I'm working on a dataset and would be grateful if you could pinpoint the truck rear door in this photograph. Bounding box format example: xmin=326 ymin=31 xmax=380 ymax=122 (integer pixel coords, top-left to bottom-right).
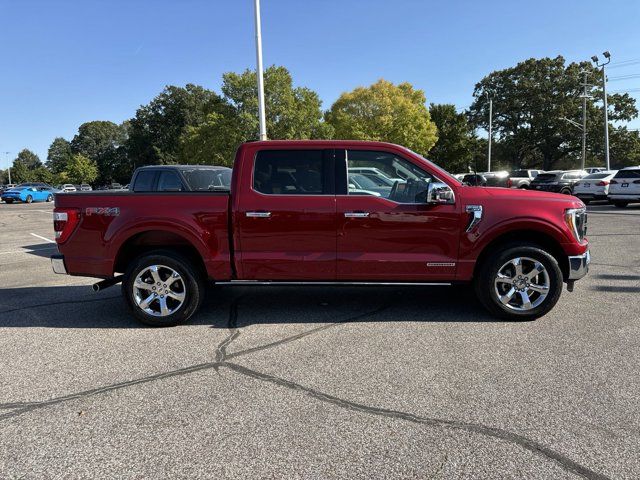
xmin=234 ymin=147 xmax=337 ymax=280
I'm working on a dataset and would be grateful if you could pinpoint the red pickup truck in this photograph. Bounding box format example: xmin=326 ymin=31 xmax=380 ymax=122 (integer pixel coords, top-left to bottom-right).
xmin=51 ymin=140 xmax=590 ymax=326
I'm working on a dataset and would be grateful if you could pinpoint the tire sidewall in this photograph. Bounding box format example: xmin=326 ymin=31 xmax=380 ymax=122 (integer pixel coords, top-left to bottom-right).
xmin=123 ymin=250 xmax=204 ymax=327
xmin=475 ymin=244 xmax=563 ymax=320
xmin=26 ymin=195 xmax=33 ymax=203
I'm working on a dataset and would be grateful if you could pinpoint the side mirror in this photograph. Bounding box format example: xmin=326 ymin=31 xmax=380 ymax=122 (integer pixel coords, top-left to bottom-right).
xmin=426 ymin=182 xmax=455 ymax=205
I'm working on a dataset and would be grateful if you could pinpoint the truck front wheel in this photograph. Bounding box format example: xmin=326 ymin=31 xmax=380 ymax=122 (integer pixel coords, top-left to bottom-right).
xmin=123 ymin=250 xmax=205 ymax=327
xmin=474 ymin=244 xmax=563 ymax=321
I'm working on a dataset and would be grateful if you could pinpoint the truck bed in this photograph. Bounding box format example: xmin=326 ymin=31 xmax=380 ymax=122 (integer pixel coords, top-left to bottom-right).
xmin=54 ymin=192 xmax=232 ymax=280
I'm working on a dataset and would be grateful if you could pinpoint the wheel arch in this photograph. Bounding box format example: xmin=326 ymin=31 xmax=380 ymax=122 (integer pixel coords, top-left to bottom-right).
xmin=114 ymin=230 xmax=208 ymax=280
xmin=473 ymin=229 xmax=569 ymax=281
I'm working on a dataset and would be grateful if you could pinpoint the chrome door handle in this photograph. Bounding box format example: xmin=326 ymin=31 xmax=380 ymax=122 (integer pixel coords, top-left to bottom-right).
xmin=246 ymin=211 xmax=271 ymax=218
xmin=344 ymin=212 xmax=370 ymax=218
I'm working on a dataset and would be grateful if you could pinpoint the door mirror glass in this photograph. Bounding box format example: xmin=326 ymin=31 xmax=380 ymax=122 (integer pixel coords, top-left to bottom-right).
xmin=426 ymin=182 xmax=455 ymax=205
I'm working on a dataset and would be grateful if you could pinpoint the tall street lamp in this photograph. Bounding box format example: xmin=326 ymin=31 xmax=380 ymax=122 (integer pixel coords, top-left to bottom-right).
xmin=592 ymin=51 xmax=611 ymax=170
xmin=254 ymin=0 xmax=267 ymax=141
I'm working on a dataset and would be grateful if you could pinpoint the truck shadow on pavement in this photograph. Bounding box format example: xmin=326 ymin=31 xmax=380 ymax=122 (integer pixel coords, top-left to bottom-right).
xmin=0 ymin=284 xmax=502 ymax=329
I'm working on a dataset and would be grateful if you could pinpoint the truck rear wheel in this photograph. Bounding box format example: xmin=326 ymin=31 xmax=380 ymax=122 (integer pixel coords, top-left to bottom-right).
xmin=474 ymin=244 xmax=563 ymax=321
xmin=122 ymin=250 xmax=205 ymax=327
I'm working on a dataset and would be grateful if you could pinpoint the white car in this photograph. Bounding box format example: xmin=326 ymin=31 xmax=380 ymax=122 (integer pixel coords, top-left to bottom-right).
xmin=585 ymin=167 xmax=607 ymax=174
xmin=347 ymin=167 xmax=404 ymax=183
xmin=572 ymin=171 xmax=617 ymax=204
xmin=61 ymin=184 xmax=77 ymax=192
xmin=608 ymin=166 xmax=640 ymax=208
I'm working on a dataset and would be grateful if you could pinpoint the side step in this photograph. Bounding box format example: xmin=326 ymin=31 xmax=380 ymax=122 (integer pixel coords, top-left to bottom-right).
xmin=215 ymin=281 xmax=452 ymax=286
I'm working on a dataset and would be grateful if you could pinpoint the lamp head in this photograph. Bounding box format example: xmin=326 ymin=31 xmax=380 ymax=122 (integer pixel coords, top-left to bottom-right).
xmin=591 ymin=55 xmax=599 ymax=63
xmin=603 ymin=51 xmax=611 ymax=59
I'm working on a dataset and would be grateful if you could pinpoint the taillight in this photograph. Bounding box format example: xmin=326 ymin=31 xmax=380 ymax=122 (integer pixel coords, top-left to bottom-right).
xmin=53 ymin=208 xmax=80 ymax=244
xmin=596 ymin=181 xmax=609 ymax=186
xmin=610 ymin=180 xmax=618 ymax=184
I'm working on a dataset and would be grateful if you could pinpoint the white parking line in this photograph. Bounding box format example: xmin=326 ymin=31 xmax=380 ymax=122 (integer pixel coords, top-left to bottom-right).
xmin=0 ymin=246 xmax=58 ymax=256
xmin=30 ymin=233 xmax=55 ymax=243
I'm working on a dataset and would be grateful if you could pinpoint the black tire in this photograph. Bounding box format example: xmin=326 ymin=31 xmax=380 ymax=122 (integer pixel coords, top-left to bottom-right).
xmin=5 ymin=199 xmax=13 ymax=204
xmin=46 ymin=194 xmax=53 ymax=202
xmin=613 ymin=201 xmax=628 ymax=208
xmin=474 ymin=243 xmax=563 ymax=321
xmin=560 ymin=188 xmax=572 ymax=195
xmin=122 ymin=250 xmax=205 ymax=327
xmin=26 ymin=195 xmax=33 ymax=203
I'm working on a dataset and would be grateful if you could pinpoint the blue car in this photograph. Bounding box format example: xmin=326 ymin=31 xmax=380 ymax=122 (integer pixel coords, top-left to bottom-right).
xmin=1 ymin=186 xmax=57 ymax=204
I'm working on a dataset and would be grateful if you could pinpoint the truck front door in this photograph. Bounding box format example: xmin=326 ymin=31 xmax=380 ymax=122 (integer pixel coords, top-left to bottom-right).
xmin=336 ymin=149 xmax=461 ymax=281
xmin=235 ymin=148 xmax=337 ymax=280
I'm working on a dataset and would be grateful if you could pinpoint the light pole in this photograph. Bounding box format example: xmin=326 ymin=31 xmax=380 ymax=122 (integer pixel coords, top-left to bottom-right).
xmin=487 ymin=96 xmax=493 ymax=172
xmin=2 ymin=151 xmax=11 ymax=185
xmin=592 ymin=51 xmax=611 ymax=170
xmin=254 ymin=0 xmax=267 ymax=141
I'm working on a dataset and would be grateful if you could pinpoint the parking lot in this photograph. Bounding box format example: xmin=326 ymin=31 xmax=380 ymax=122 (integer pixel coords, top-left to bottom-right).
xmin=0 ymin=201 xmax=639 ymax=479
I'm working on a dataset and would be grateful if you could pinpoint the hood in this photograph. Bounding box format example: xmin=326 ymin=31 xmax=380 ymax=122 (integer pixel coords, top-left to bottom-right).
xmin=463 ymin=186 xmax=585 ymax=208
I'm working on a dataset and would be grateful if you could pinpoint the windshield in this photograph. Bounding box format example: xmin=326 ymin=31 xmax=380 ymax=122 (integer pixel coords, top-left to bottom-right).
xmin=613 ymin=169 xmax=640 ymax=179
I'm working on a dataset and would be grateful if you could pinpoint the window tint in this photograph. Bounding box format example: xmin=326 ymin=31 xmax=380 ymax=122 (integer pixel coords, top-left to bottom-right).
xmin=157 ymin=171 xmax=184 ymax=191
xmin=254 ymin=150 xmax=325 ymax=195
xmin=133 ymin=171 xmax=156 ymax=192
xmin=346 ymin=150 xmax=435 ymax=203
xmin=613 ymin=169 xmax=640 ymax=179
xmin=511 ymin=170 xmax=529 ymax=178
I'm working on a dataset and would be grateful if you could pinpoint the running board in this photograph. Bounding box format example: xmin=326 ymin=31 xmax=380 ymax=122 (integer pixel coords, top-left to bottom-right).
xmin=216 ymin=281 xmax=452 ymax=286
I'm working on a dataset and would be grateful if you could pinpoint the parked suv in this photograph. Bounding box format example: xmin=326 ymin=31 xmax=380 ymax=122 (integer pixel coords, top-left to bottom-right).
xmin=530 ymin=170 xmax=588 ymax=195
xmin=509 ymin=169 xmax=543 ymax=189
xmin=608 ymin=166 xmax=640 ymax=207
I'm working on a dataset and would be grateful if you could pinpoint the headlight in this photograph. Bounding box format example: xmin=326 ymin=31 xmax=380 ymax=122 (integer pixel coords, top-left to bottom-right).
xmin=564 ymin=207 xmax=587 ymax=242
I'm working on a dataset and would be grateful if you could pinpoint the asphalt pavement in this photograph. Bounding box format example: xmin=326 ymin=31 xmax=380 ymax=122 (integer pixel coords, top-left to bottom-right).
xmin=1 ymin=200 xmax=639 ymax=479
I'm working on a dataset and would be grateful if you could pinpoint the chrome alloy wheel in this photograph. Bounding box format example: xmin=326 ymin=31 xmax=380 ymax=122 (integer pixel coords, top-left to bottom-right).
xmin=494 ymin=257 xmax=550 ymax=311
xmin=132 ymin=265 xmax=186 ymax=317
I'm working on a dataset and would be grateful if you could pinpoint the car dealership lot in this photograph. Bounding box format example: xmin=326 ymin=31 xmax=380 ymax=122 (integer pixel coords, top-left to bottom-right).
xmin=1 ymin=202 xmax=639 ymax=479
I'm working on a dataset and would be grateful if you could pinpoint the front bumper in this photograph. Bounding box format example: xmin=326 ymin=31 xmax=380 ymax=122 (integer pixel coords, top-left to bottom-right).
xmin=568 ymin=250 xmax=590 ymax=280
xmin=51 ymin=254 xmax=67 ymax=274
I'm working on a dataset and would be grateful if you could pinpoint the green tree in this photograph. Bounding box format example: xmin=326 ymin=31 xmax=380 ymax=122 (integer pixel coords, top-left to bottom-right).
xmin=428 ymin=103 xmax=476 ymax=173
xmin=127 ymin=84 xmax=225 ymax=168
xmin=326 ymin=79 xmax=438 ymax=155
xmin=47 ymin=137 xmax=73 ymax=174
xmin=70 ymin=121 xmax=127 ymax=184
xmin=65 ymin=153 xmax=98 ymax=184
xmin=10 ymin=160 xmax=30 ymax=183
xmin=14 ymin=149 xmax=42 ymax=170
xmin=179 ymin=66 xmax=331 ymax=166
xmin=468 ymin=56 xmax=638 ymax=170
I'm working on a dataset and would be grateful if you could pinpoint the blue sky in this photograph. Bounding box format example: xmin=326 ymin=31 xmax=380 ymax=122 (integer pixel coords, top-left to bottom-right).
xmin=1 ymin=0 xmax=639 ymax=166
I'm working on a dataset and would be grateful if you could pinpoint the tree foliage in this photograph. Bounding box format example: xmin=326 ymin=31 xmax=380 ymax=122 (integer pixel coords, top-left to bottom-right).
xmin=468 ymin=56 xmax=638 ymax=170
xmin=127 ymin=84 xmax=225 ymax=168
xmin=179 ymin=66 xmax=332 ymax=166
xmin=65 ymin=153 xmax=98 ymax=184
xmin=326 ymin=79 xmax=438 ymax=155
xmin=70 ymin=121 xmax=127 ymax=184
xmin=47 ymin=137 xmax=73 ymax=174
xmin=428 ymin=103 xmax=476 ymax=173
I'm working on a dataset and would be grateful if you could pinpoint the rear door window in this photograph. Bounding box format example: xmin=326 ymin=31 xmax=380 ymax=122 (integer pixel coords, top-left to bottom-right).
xmin=133 ymin=171 xmax=156 ymax=192
xmin=535 ymin=173 xmax=558 ymax=182
xmin=253 ymin=150 xmax=327 ymax=195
